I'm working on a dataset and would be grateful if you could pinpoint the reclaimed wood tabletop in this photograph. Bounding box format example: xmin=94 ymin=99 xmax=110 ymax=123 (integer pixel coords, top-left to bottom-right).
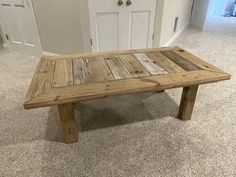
xmin=23 ymin=46 xmax=230 ymax=143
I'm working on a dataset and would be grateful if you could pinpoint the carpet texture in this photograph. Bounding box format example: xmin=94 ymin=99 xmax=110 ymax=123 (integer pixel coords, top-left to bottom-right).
xmin=0 ymin=18 xmax=236 ymax=176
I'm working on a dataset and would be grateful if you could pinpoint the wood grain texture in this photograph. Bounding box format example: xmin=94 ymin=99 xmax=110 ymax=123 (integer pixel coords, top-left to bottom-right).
xmin=88 ymin=57 xmax=114 ymax=82
xmin=161 ymin=50 xmax=201 ymax=71
xmin=105 ymin=56 xmax=133 ymax=79
xmin=52 ymin=60 xmax=73 ymax=88
xmin=24 ymin=70 xmax=230 ymax=109
xmin=24 ymin=46 xmax=231 ymax=109
xmin=25 ymin=58 xmax=53 ymax=101
xmin=173 ymin=46 xmax=226 ymax=73
xmin=73 ymin=58 xmax=92 ymax=84
xmin=118 ymin=55 xmax=150 ymax=78
xmin=147 ymin=52 xmax=185 ymax=73
xmin=58 ymin=104 xmax=78 ymax=143
xmin=178 ymin=85 xmax=199 ymax=121
xmin=134 ymin=53 xmax=167 ymax=75
xmin=73 ymin=57 xmax=114 ymax=84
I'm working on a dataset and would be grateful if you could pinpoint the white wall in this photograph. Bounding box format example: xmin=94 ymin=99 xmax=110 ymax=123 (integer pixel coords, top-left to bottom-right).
xmin=32 ymin=0 xmax=193 ymax=54
xmin=191 ymin=0 xmax=211 ymax=30
xmin=154 ymin=0 xmax=193 ymax=47
xmin=0 ymin=11 xmax=6 ymax=45
xmin=32 ymin=0 xmax=84 ymax=55
xmin=0 ymin=23 xmax=4 ymax=45
xmin=79 ymin=0 xmax=92 ymax=53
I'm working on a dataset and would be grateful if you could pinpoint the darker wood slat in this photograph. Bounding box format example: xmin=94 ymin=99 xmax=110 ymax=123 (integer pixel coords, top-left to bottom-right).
xmin=105 ymin=56 xmax=133 ymax=79
xmin=173 ymin=47 xmax=224 ymax=72
xmin=73 ymin=57 xmax=114 ymax=84
xmin=147 ymin=52 xmax=185 ymax=73
xmin=119 ymin=55 xmax=150 ymax=78
xmin=160 ymin=50 xmax=201 ymax=71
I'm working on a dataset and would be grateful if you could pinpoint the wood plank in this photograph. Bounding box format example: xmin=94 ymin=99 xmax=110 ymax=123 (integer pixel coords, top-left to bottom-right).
xmin=73 ymin=58 xmax=92 ymax=84
xmin=178 ymin=85 xmax=199 ymax=121
xmin=134 ymin=53 xmax=168 ymax=75
xmin=119 ymin=55 xmax=150 ymax=78
xmin=160 ymin=50 xmax=201 ymax=71
xmin=25 ymin=58 xmax=52 ymax=101
xmin=87 ymin=57 xmax=114 ymax=82
xmin=58 ymin=104 xmax=78 ymax=143
xmin=52 ymin=60 xmax=73 ymax=88
xmin=44 ymin=60 xmax=56 ymax=90
xmin=146 ymin=52 xmax=185 ymax=74
xmin=173 ymin=46 xmax=225 ymax=73
xmin=24 ymin=70 xmax=230 ymax=109
xmin=73 ymin=57 xmax=114 ymax=84
xmin=105 ymin=56 xmax=132 ymax=79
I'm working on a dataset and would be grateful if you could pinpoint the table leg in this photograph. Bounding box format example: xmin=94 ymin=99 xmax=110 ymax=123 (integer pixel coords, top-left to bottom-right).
xmin=178 ymin=85 xmax=199 ymax=121
xmin=58 ymin=104 xmax=78 ymax=143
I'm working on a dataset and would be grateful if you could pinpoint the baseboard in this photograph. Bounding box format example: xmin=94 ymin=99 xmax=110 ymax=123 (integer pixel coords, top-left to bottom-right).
xmin=2 ymin=43 xmax=9 ymax=50
xmin=42 ymin=51 xmax=60 ymax=57
xmin=164 ymin=24 xmax=189 ymax=47
xmin=3 ymin=43 xmax=8 ymax=47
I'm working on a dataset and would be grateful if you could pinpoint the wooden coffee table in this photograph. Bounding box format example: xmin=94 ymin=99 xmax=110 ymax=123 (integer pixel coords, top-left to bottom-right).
xmin=24 ymin=46 xmax=230 ymax=143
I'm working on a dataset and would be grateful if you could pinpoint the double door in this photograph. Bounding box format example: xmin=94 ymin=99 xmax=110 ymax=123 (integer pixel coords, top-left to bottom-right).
xmin=0 ymin=0 xmax=42 ymax=56
xmin=89 ymin=0 xmax=157 ymax=52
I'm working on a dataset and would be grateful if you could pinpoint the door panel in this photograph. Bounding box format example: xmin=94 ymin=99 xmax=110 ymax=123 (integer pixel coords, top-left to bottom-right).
xmin=96 ymin=12 xmax=119 ymax=51
xmin=0 ymin=0 xmax=42 ymax=56
xmin=89 ymin=0 xmax=156 ymax=52
xmin=89 ymin=0 xmax=125 ymax=52
xmin=126 ymin=0 xmax=156 ymax=49
xmin=1 ymin=2 xmax=23 ymax=43
xmin=129 ymin=11 xmax=151 ymax=49
xmin=14 ymin=0 xmax=35 ymax=46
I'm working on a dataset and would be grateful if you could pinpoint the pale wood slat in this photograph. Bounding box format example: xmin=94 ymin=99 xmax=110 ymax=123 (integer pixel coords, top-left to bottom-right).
xmin=118 ymin=55 xmax=150 ymax=78
xmin=25 ymin=59 xmax=53 ymax=101
xmin=134 ymin=53 xmax=167 ymax=75
xmin=44 ymin=60 xmax=56 ymax=90
xmin=52 ymin=60 xmax=73 ymax=88
xmin=147 ymin=52 xmax=185 ymax=73
xmin=73 ymin=57 xmax=114 ymax=84
xmin=160 ymin=50 xmax=201 ymax=71
xmin=105 ymin=56 xmax=132 ymax=79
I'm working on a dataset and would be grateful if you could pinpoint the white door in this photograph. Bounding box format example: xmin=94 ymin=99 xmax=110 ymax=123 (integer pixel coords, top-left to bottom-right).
xmin=89 ymin=0 xmax=156 ymax=52
xmin=0 ymin=0 xmax=42 ymax=56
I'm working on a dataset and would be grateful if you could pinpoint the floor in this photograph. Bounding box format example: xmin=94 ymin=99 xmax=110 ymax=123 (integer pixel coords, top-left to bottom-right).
xmin=0 ymin=17 xmax=236 ymax=177
xmin=205 ymin=15 xmax=236 ymax=33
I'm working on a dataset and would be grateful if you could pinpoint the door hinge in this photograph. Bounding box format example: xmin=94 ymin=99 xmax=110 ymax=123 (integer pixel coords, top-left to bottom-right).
xmin=5 ymin=34 xmax=9 ymax=40
xmin=90 ymin=38 xmax=93 ymax=46
xmin=152 ymin=33 xmax=155 ymax=40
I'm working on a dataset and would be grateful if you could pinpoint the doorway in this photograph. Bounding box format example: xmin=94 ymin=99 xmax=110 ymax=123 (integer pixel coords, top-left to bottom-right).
xmin=204 ymin=0 xmax=236 ymax=32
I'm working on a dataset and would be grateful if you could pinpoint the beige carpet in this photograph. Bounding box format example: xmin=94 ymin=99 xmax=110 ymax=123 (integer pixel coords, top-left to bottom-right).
xmin=0 ymin=19 xmax=236 ymax=176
